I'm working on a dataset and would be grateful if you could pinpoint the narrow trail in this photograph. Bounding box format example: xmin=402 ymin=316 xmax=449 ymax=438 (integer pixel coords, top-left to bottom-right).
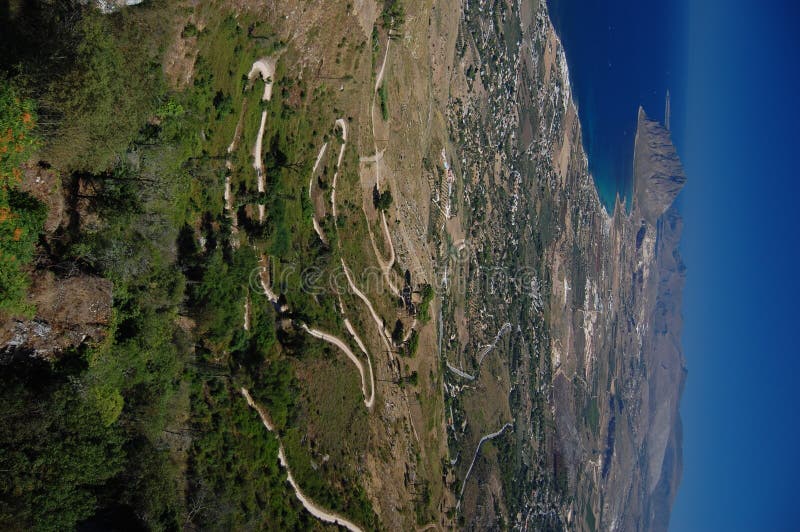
xmin=223 ymin=172 xmax=238 ymax=239
xmin=241 ymin=389 xmax=365 ymax=532
xmin=364 ymin=217 xmax=401 ymax=297
xmin=476 ymin=322 xmax=512 ymax=365
xmin=402 ymin=318 xmax=418 ymax=342
xmin=224 ymin=98 xmax=249 ymax=241
xmin=380 ymin=213 xmax=396 ymax=267
xmin=312 ymin=217 xmax=327 ymax=245
xmin=308 ymin=142 xmax=329 ymax=198
xmin=374 ymin=37 xmax=391 ymax=94
xmin=457 ymin=423 xmax=514 ymax=508
xmin=228 ymin=104 xmax=248 ymax=154
xmin=343 ymin=318 xmax=376 ymax=405
xmin=249 ymin=57 xmax=276 ymax=223
xmin=248 ymin=58 xmax=277 ymax=101
xmin=301 ymin=324 xmax=375 ymax=409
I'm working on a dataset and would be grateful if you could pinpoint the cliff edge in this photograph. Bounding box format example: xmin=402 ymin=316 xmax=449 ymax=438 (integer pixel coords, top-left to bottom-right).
xmin=634 ymin=107 xmax=687 ymax=225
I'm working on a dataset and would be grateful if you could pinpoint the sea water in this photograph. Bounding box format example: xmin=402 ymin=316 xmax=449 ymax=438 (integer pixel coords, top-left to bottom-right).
xmin=548 ymin=0 xmax=686 ymax=212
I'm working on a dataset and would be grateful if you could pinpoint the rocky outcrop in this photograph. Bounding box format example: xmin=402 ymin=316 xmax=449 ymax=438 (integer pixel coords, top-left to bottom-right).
xmin=0 ymin=271 xmax=112 ymax=359
xmin=634 ymin=107 xmax=687 ymax=225
xmin=93 ymin=0 xmax=144 ymax=14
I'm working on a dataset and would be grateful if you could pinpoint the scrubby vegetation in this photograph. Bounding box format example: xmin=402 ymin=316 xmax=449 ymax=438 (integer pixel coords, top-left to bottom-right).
xmin=418 ymin=283 xmax=435 ymax=323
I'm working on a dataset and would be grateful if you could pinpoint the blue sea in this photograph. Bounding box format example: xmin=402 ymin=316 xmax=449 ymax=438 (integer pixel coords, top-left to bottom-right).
xmin=547 ymin=0 xmax=687 ymax=212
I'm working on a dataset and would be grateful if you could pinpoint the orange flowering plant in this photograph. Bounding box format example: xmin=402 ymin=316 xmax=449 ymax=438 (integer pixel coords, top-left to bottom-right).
xmin=0 ymin=81 xmax=46 ymax=316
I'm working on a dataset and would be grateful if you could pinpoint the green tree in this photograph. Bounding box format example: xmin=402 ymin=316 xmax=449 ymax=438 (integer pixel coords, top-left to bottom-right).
xmin=0 ymin=362 xmax=126 ymax=531
xmin=381 ymin=0 xmax=406 ymax=32
xmin=392 ymin=318 xmax=405 ymax=343
xmin=44 ymin=12 xmax=165 ymax=172
xmin=374 ymin=186 xmax=393 ymax=211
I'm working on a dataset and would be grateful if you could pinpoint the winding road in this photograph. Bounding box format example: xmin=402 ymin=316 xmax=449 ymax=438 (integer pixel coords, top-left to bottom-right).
xmin=237 ymin=36 xmax=421 ymax=526
xmin=340 ymin=259 xmax=394 ymax=358
xmin=445 ymin=361 xmax=475 ymax=381
xmin=250 ymin=57 xmax=276 ymax=223
xmin=227 ymin=57 xmax=376 ymax=531
xmin=457 ymin=422 xmax=514 ymax=508
xmin=358 ymin=36 xmax=401 ymax=297
xmin=241 ymin=389 xmax=365 ymax=532
xmin=301 ymin=323 xmax=375 ymax=409
xmin=476 ymin=322 xmax=512 ymax=365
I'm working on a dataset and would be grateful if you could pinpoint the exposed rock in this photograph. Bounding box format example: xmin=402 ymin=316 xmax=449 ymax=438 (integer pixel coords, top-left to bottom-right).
xmin=94 ymin=0 xmax=144 ymax=14
xmin=0 ymin=271 xmax=113 ymax=359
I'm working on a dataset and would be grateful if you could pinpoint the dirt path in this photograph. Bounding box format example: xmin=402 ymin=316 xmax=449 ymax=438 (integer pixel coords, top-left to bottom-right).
xmin=241 ymin=389 xmax=365 ymax=532
xmin=380 ymin=213 xmax=396 ymax=267
xmin=301 ymin=324 xmax=375 ymax=409
xmin=223 ymin=171 xmax=237 ymax=238
xmin=224 ymin=57 xmax=276 ymax=235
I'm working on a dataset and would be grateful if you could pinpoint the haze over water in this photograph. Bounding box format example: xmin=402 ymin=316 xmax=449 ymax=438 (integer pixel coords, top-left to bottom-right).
xmin=548 ymin=0 xmax=686 ymax=212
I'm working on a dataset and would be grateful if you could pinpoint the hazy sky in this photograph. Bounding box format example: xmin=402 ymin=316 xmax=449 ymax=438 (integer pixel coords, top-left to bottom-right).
xmin=671 ymin=0 xmax=800 ymax=529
